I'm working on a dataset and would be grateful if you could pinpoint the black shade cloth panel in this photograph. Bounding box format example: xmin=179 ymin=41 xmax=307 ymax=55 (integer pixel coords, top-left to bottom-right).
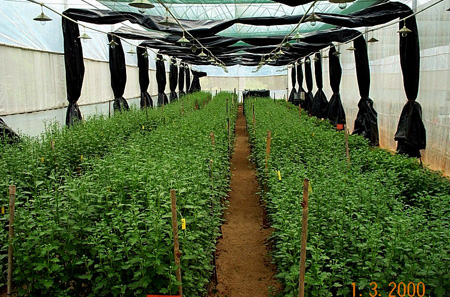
xmin=169 ymin=57 xmax=178 ymax=102
xmin=326 ymin=46 xmax=346 ymax=126
xmin=62 ymin=16 xmax=84 ymax=126
xmin=296 ymin=63 xmax=306 ymax=107
xmin=186 ymin=67 xmax=191 ymax=94
xmin=156 ymin=54 xmax=169 ymax=106
xmin=137 ymin=46 xmax=153 ymax=108
xmin=303 ymin=57 xmax=314 ymax=112
xmin=352 ymin=35 xmax=379 ymax=146
xmin=0 ymin=118 xmax=20 ymax=144
xmin=63 ymin=2 xmax=412 ymax=38
xmin=288 ymin=65 xmax=298 ymax=104
xmin=189 ymin=70 xmax=207 ymax=93
xmin=178 ymin=63 xmax=185 ymax=96
xmin=395 ymin=15 xmax=425 ymax=158
xmin=394 ymin=101 xmax=426 ymax=158
xmin=108 ymin=35 xmax=129 ymax=111
xmin=311 ymin=53 xmax=328 ymax=119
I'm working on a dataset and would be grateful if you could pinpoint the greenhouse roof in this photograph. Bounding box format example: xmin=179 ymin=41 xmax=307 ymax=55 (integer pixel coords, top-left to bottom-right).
xmin=98 ymin=0 xmax=381 ymax=38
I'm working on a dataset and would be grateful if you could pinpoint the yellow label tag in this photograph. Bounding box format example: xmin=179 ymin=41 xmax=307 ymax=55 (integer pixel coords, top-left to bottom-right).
xmin=142 ymin=125 xmax=145 ymax=130
xmin=80 ymin=155 xmax=84 ymax=162
xmin=277 ymin=170 xmax=282 ymax=180
xmin=308 ymin=183 xmax=312 ymax=193
xmin=312 ymin=132 xmax=315 ymax=137
xmin=181 ymin=218 xmax=186 ymax=230
xmin=40 ymin=157 xmax=45 ymax=163
xmin=1 ymin=206 xmax=4 ymax=215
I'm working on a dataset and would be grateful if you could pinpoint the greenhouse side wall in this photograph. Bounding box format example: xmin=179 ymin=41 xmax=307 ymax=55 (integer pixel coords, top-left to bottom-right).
xmin=0 ymin=44 xmax=170 ymax=136
xmin=288 ymin=0 xmax=449 ymax=175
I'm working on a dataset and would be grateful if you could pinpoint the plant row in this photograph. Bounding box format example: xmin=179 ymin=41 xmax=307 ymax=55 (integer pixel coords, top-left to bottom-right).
xmin=244 ymin=98 xmax=449 ymax=297
xmin=2 ymin=92 xmax=237 ymax=296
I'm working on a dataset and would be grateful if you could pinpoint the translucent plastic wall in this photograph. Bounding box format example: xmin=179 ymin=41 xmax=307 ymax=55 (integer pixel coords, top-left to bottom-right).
xmin=288 ymin=0 xmax=450 ymax=175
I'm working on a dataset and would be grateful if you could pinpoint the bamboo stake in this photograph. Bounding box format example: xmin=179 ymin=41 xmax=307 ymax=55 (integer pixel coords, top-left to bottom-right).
xmin=273 ymin=93 xmax=276 ymax=103
xmin=227 ymin=117 xmax=231 ymax=155
xmin=298 ymin=105 xmax=302 ymax=118
xmin=344 ymin=124 xmax=351 ymax=166
xmin=7 ymin=185 xmax=16 ymax=296
xmin=265 ymin=130 xmax=272 ymax=169
xmin=170 ymin=189 xmax=182 ymax=296
xmin=298 ymin=179 xmax=309 ymax=297
xmin=210 ymin=132 xmax=215 ymax=147
xmin=252 ymin=103 xmax=256 ymax=127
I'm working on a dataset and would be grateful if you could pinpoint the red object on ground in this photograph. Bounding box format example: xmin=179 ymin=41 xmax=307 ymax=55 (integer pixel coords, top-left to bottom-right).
xmin=336 ymin=124 xmax=344 ymax=130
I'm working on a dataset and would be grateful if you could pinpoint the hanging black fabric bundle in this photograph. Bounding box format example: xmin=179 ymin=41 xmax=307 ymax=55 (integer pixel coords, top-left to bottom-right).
xmin=137 ymin=46 xmax=153 ymax=109
xmin=156 ymin=54 xmax=169 ymax=106
xmin=296 ymin=63 xmax=305 ymax=107
xmin=394 ymin=15 xmax=425 ymax=158
xmin=62 ymin=16 xmax=84 ymax=126
xmin=327 ymin=46 xmax=346 ymax=126
xmin=0 ymin=118 xmax=20 ymax=144
xmin=288 ymin=65 xmax=298 ymax=104
xmin=178 ymin=63 xmax=185 ymax=96
xmin=303 ymin=57 xmax=314 ymax=112
xmin=190 ymin=70 xmax=207 ymax=93
xmin=352 ymin=35 xmax=379 ymax=146
xmin=169 ymin=57 xmax=178 ymax=102
xmin=311 ymin=53 xmax=328 ymax=118
xmin=186 ymin=66 xmax=191 ymax=93
xmin=108 ymin=35 xmax=129 ymax=111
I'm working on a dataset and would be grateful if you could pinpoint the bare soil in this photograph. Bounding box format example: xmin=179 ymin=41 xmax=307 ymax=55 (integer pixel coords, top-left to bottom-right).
xmin=208 ymin=105 xmax=281 ymax=297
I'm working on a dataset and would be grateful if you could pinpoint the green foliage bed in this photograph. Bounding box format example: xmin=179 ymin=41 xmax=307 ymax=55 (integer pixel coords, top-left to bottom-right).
xmin=0 ymin=92 xmax=237 ymax=296
xmin=245 ymin=98 xmax=449 ymax=297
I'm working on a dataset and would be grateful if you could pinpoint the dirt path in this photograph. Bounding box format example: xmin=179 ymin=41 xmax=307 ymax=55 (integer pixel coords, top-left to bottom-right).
xmin=208 ymin=105 xmax=280 ymax=297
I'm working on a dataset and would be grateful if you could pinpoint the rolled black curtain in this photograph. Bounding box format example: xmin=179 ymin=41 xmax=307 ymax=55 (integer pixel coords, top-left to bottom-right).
xmin=62 ymin=16 xmax=84 ymax=126
xmin=108 ymin=35 xmax=129 ymax=111
xmin=394 ymin=15 xmax=425 ymax=157
xmin=190 ymin=70 xmax=207 ymax=92
xmin=296 ymin=63 xmax=305 ymax=107
xmin=352 ymin=35 xmax=379 ymax=146
xmin=311 ymin=53 xmax=328 ymax=118
xmin=156 ymin=53 xmax=169 ymax=106
xmin=304 ymin=57 xmax=314 ymax=112
xmin=169 ymin=57 xmax=178 ymax=102
xmin=178 ymin=63 xmax=185 ymax=96
xmin=327 ymin=46 xmax=346 ymax=126
xmin=288 ymin=65 xmax=297 ymax=103
xmin=137 ymin=46 xmax=153 ymax=109
xmin=186 ymin=66 xmax=191 ymax=93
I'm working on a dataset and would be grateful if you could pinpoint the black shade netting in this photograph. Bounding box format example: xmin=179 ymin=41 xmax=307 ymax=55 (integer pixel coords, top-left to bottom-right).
xmin=169 ymin=57 xmax=178 ymax=102
xmin=0 ymin=118 xmax=20 ymax=144
xmin=311 ymin=53 xmax=328 ymax=118
xmin=62 ymin=16 xmax=84 ymax=125
xmin=156 ymin=53 xmax=169 ymax=106
xmin=296 ymin=63 xmax=306 ymax=107
xmin=186 ymin=67 xmax=191 ymax=93
xmin=137 ymin=46 xmax=153 ymax=108
xmin=108 ymin=35 xmax=129 ymax=111
xmin=288 ymin=65 xmax=298 ymax=103
xmin=303 ymin=57 xmax=314 ymax=112
xmin=178 ymin=63 xmax=185 ymax=96
xmin=327 ymin=46 xmax=346 ymax=126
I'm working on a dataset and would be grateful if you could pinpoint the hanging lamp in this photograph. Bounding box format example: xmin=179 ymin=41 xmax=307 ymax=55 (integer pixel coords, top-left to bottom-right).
xmin=305 ymin=13 xmax=322 ymax=26
xmin=177 ymin=33 xmax=190 ymax=47
xmin=128 ymin=0 xmax=154 ymax=13
xmin=33 ymin=4 xmax=52 ymax=25
xmin=198 ymin=49 xmax=207 ymax=59
xmin=313 ymin=55 xmax=319 ymax=62
xmin=367 ymin=37 xmax=379 ymax=43
xmin=78 ymin=27 xmax=91 ymax=43
xmin=398 ymin=21 xmax=412 ymax=37
xmin=291 ymin=31 xmax=305 ymax=42
xmin=346 ymin=45 xmax=356 ymax=51
xmin=108 ymin=39 xmax=118 ymax=49
xmin=127 ymin=48 xmax=136 ymax=55
xmin=190 ymin=44 xmax=199 ymax=53
xmin=142 ymin=50 xmax=149 ymax=58
xmin=276 ymin=49 xmax=285 ymax=56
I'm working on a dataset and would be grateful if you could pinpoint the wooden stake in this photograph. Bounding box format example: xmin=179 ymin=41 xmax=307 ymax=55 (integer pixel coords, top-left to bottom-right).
xmin=210 ymin=132 xmax=215 ymax=147
xmin=252 ymin=103 xmax=256 ymax=127
xmin=7 ymin=185 xmax=16 ymax=296
xmin=227 ymin=117 xmax=231 ymax=155
xmin=51 ymin=140 xmax=55 ymax=150
xmin=298 ymin=105 xmax=302 ymax=118
xmin=298 ymin=179 xmax=309 ymax=297
xmin=170 ymin=189 xmax=183 ymax=296
xmin=265 ymin=130 xmax=271 ymax=169
xmin=226 ymin=98 xmax=229 ymax=114
xmin=344 ymin=124 xmax=351 ymax=166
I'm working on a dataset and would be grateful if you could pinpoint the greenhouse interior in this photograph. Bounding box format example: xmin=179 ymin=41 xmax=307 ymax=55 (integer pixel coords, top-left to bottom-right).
xmin=0 ymin=0 xmax=449 ymax=296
